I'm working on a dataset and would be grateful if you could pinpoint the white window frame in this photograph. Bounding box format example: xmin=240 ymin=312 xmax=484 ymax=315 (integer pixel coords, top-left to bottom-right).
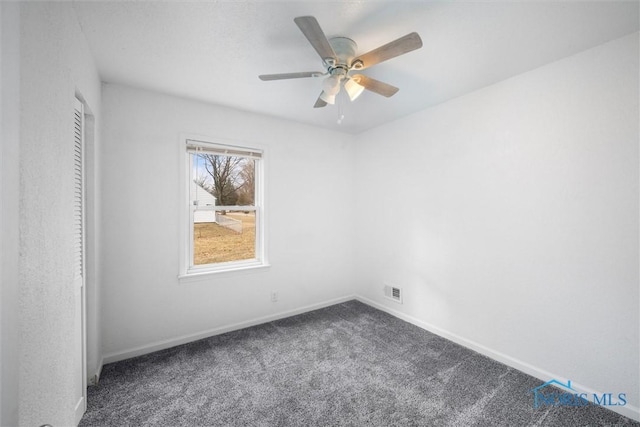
xmin=179 ymin=135 xmax=267 ymax=279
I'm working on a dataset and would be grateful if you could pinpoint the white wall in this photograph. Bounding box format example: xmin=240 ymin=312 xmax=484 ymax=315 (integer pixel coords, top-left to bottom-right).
xmin=354 ymin=32 xmax=639 ymax=417
xmin=100 ymin=84 xmax=355 ymax=360
xmin=19 ymin=2 xmax=101 ymax=426
xmin=1 ymin=2 xmax=21 ymax=425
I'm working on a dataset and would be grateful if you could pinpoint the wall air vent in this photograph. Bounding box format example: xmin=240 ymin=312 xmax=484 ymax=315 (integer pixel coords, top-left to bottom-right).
xmin=384 ymin=285 xmax=402 ymax=304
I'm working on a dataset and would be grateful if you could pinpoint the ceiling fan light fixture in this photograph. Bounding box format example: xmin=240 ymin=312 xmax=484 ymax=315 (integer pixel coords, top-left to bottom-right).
xmin=345 ymin=77 xmax=365 ymax=101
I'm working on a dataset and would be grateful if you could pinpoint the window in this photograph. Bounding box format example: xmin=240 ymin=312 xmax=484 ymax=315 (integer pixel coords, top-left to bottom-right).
xmin=181 ymin=137 xmax=266 ymax=276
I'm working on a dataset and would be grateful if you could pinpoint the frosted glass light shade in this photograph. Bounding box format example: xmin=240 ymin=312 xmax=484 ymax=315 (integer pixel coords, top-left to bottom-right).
xmin=322 ymin=75 xmax=342 ymax=96
xmin=320 ymin=90 xmax=336 ymax=105
xmin=345 ymin=78 xmax=365 ymax=101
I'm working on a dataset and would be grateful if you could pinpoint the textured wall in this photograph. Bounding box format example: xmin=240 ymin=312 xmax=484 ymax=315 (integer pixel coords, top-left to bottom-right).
xmin=1 ymin=2 xmax=21 ymax=425
xmin=100 ymin=84 xmax=355 ymax=360
xmin=19 ymin=3 xmax=101 ymax=426
xmin=354 ymin=33 xmax=639 ymax=417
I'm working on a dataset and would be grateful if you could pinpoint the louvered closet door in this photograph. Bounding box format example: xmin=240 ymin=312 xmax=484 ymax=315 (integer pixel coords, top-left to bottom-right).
xmin=73 ymin=97 xmax=87 ymax=423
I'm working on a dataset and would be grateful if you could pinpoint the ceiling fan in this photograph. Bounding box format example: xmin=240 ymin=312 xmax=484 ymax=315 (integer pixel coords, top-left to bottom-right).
xmin=259 ymin=16 xmax=423 ymax=108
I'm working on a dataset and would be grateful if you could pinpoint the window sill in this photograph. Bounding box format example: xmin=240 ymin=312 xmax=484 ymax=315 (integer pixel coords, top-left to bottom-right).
xmin=178 ymin=261 xmax=270 ymax=283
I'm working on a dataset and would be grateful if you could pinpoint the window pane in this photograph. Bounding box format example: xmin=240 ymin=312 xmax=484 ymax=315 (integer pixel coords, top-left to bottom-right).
xmin=193 ymin=210 xmax=256 ymax=265
xmin=191 ymin=153 xmax=254 ymax=207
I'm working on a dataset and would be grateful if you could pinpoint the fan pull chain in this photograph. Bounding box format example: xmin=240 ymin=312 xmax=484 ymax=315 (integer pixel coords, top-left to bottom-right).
xmin=337 ymin=90 xmax=345 ymax=125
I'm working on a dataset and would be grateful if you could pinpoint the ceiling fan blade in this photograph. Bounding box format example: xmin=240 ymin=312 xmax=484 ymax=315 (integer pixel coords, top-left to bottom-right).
xmin=314 ymin=93 xmax=328 ymax=108
xmin=259 ymin=71 xmax=324 ymax=81
xmin=351 ymin=32 xmax=422 ymax=70
xmin=294 ymin=16 xmax=337 ymax=63
xmin=352 ymin=74 xmax=399 ymax=97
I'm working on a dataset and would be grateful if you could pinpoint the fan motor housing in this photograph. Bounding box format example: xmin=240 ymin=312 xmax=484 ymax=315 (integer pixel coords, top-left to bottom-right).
xmin=328 ymin=37 xmax=357 ymax=68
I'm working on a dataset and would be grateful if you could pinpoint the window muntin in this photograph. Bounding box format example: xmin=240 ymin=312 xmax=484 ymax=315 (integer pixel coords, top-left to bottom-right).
xmin=184 ymin=139 xmax=264 ymax=275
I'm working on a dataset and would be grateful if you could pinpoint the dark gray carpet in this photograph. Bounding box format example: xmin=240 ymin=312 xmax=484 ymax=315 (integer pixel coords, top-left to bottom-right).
xmin=80 ymin=300 xmax=639 ymax=426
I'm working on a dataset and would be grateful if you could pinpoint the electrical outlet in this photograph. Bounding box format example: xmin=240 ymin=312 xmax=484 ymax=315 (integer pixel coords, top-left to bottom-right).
xmin=270 ymin=291 xmax=278 ymax=302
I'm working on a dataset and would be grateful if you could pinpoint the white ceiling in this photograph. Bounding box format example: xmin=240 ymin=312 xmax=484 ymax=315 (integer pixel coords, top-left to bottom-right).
xmin=72 ymin=1 xmax=639 ymax=134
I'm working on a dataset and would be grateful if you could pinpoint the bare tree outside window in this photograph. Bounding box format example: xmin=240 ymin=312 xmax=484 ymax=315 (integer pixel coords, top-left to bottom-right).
xmin=201 ymin=154 xmax=243 ymax=207
xmin=236 ymin=159 xmax=255 ymax=206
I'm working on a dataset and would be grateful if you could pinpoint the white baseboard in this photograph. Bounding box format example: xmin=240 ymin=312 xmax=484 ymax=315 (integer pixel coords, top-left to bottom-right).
xmin=74 ymin=395 xmax=86 ymax=426
xmin=103 ymin=295 xmax=355 ymax=365
xmin=89 ymin=356 xmax=104 ymax=386
xmin=355 ymin=295 xmax=640 ymax=422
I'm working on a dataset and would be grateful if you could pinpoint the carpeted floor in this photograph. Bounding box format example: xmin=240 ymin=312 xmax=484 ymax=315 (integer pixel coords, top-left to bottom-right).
xmin=80 ymin=300 xmax=639 ymax=426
